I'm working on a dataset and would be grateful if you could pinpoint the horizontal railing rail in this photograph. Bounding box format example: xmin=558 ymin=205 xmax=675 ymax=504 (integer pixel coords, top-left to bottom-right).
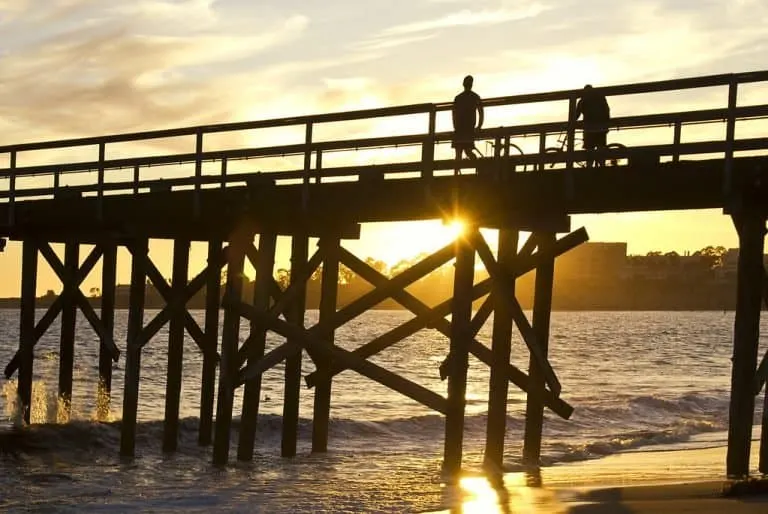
xmin=0 ymin=69 xmax=767 ymax=219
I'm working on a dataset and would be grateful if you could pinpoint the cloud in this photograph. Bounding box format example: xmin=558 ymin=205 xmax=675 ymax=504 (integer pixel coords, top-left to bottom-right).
xmin=382 ymin=4 xmax=550 ymax=35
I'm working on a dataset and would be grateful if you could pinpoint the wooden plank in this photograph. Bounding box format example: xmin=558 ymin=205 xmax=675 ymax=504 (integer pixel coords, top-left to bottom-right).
xmin=97 ymin=243 xmax=117 ymax=422
xmin=238 ymin=232 xmax=277 ymax=461
xmin=213 ymin=229 xmax=248 ymax=466
xmin=313 ymin=237 xmax=340 ymax=453
xmin=728 ymin=212 xmax=765 ymax=478
xmin=57 ymin=241 xmax=79 ymax=422
xmin=470 ymin=230 xmax=562 ymax=396
xmin=282 ymin=234 xmax=308 ymax=457
xmin=120 ymin=238 xmax=148 ymax=457
xmin=18 ymin=240 xmax=38 ymax=424
xmin=163 ymin=239 xmax=190 ymax=453
xmin=443 ymin=235 xmax=475 ymax=476
xmin=523 ymin=233 xmax=557 ymax=467
xmin=484 ymin=229 xmax=518 ymax=471
xmin=199 ymin=239 xmax=222 ymax=446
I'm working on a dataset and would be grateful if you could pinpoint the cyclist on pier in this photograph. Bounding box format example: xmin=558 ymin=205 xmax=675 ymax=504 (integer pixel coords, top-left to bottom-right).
xmin=452 ymin=75 xmax=484 ymax=174
xmin=575 ymin=84 xmax=610 ymax=168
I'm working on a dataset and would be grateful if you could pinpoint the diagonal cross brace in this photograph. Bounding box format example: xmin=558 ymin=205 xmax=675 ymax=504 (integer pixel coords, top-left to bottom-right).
xmin=469 ymin=229 xmax=562 ymax=397
xmin=317 ymin=245 xmax=573 ymax=419
xmin=136 ymin=246 xmax=229 ymax=358
xmin=238 ymin=302 xmax=448 ymax=414
xmin=300 ymin=228 xmax=586 ymax=408
xmin=237 ymin=228 xmax=585 ymax=419
xmin=38 ymin=243 xmax=122 ymax=361
xmin=235 ymin=240 xmax=456 ymax=384
xmin=136 ymin=249 xmax=220 ymax=360
xmin=5 ymin=245 xmax=107 ymax=378
xmin=236 ymin=246 xmax=325 ymax=368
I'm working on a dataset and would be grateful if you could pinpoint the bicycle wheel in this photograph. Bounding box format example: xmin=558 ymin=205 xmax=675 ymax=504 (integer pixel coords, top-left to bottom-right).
xmin=507 ymin=143 xmax=527 ymax=172
xmin=544 ymin=147 xmax=563 ymax=169
xmin=605 ymin=143 xmax=627 ymax=167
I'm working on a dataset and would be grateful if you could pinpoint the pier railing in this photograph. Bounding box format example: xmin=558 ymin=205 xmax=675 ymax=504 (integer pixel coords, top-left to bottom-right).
xmin=1 ymin=70 xmax=767 ymax=221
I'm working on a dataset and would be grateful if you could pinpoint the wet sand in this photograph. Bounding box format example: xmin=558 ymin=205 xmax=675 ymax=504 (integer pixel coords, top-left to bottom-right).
xmin=430 ymin=438 xmax=768 ymax=513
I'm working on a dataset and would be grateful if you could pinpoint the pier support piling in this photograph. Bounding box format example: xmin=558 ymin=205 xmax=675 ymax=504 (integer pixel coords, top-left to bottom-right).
xmin=727 ymin=210 xmax=766 ymax=477
xmin=199 ymin=239 xmax=222 ymax=446
xmin=163 ymin=239 xmax=190 ymax=453
xmin=522 ymin=232 xmax=556 ymax=467
xmin=238 ymin=232 xmax=277 ymax=461
xmin=18 ymin=239 xmax=38 ymax=424
xmin=484 ymin=229 xmax=519 ymax=472
xmin=120 ymin=238 xmax=148 ymax=458
xmin=58 ymin=241 xmax=79 ymax=422
xmin=213 ymin=228 xmax=249 ymax=465
xmin=282 ymin=234 xmax=308 ymax=457
xmin=97 ymin=243 xmax=117 ymax=421
xmin=443 ymin=232 xmax=475 ymax=476
xmin=312 ymin=237 xmax=340 ymax=453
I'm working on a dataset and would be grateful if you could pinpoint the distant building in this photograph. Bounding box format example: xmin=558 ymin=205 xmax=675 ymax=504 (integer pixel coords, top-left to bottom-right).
xmin=555 ymin=242 xmax=628 ymax=280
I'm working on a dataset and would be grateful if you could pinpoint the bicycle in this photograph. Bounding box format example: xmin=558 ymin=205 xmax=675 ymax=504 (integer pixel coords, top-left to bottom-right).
xmin=544 ymin=131 xmax=627 ymax=169
xmin=483 ymin=139 xmax=530 ymax=172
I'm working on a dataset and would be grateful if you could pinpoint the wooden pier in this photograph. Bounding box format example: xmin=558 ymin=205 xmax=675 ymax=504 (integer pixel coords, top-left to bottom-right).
xmin=2 ymin=70 xmax=768 ymax=478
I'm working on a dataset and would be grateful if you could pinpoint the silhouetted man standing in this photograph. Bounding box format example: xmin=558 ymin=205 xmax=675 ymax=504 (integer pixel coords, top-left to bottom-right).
xmin=452 ymin=75 xmax=484 ymax=174
xmin=575 ymin=84 xmax=610 ymax=168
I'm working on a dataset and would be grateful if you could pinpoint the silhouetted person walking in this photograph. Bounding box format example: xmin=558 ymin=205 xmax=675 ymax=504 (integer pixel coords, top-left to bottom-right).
xmin=452 ymin=75 xmax=484 ymax=174
xmin=575 ymin=84 xmax=610 ymax=168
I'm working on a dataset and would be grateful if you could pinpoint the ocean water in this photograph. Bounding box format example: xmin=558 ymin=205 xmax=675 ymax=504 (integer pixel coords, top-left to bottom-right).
xmin=0 ymin=309 xmax=764 ymax=512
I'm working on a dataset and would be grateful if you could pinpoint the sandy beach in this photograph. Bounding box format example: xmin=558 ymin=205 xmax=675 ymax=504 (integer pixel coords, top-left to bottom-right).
xmin=430 ymin=433 xmax=768 ymax=513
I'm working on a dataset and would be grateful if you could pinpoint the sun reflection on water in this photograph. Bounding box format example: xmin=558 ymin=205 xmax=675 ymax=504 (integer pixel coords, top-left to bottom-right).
xmin=437 ymin=472 xmax=568 ymax=514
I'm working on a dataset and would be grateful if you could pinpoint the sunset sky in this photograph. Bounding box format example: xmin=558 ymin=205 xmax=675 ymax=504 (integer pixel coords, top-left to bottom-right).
xmin=0 ymin=0 xmax=767 ymax=297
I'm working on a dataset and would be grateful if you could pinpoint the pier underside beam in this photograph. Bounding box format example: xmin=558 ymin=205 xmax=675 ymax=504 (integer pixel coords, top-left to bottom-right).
xmin=443 ymin=232 xmax=475 ymax=476
xmin=120 ymin=238 xmax=148 ymax=457
xmin=97 ymin=243 xmax=117 ymax=421
xmin=58 ymin=241 xmax=79 ymax=422
xmin=163 ymin=239 xmax=190 ymax=453
xmin=522 ymin=232 xmax=557 ymax=467
xmin=727 ymin=209 xmax=766 ymax=478
xmin=238 ymin=231 xmax=277 ymax=461
xmin=199 ymin=239 xmax=222 ymax=446
xmin=282 ymin=234 xmax=309 ymax=457
xmin=484 ymin=229 xmax=519 ymax=472
xmin=17 ymin=239 xmax=38 ymax=424
xmin=213 ymin=227 xmax=250 ymax=465
xmin=313 ymin=237 xmax=340 ymax=453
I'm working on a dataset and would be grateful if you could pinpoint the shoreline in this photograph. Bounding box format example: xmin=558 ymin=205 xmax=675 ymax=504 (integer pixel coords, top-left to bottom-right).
xmin=429 ymin=434 xmax=768 ymax=513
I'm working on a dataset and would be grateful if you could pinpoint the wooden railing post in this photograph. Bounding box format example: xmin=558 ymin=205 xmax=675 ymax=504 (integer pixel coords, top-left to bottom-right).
xmin=673 ymin=121 xmax=682 ymax=164
xmin=723 ymin=77 xmax=739 ymax=202
xmin=133 ymin=165 xmax=140 ymax=196
xmin=538 ymin=130 xmax=547 ymax=172
xmin=315 ymin=149 xmax=323 ymax=184
xmin=565 ymin=96 xmax=577 ymax=200
xmin=97 ymin=142 xmax=105 ymax=221
xmin=9 ymin=150 xmax=16 ymax=226
xmin=194 ymin=130 xmax=203 ymax=217
xmin=220 ymin=157 xmax=228 ymax=190
xmin=421 ymin=107 xmax=436 ymax=179
xmin=302 ymin=123 xmax=313 ymax=209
